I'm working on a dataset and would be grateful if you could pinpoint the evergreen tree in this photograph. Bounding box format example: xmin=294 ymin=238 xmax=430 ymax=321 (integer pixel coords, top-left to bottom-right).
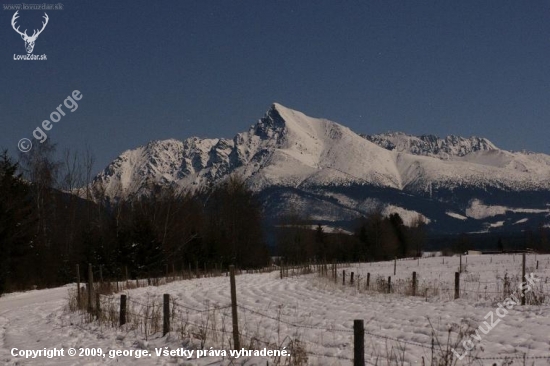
xmin=0 ymin=150 xmax=33 ymax=293
xmin=204 ymin=176 xmax=269 ymax=268
xmin=389 ymin=213 xmax=407 ymax=257
xmin=315 ymin=224 xmax=325 ymax=261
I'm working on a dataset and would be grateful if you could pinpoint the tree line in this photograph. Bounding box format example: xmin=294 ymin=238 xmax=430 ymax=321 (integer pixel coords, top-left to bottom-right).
xmin=276 ymin=211 xmax=426 ymax=264
xmin=0 ymin=143 xmax=270 ymax=294
xmin=0 ymin=141 xmax=427 ymax=295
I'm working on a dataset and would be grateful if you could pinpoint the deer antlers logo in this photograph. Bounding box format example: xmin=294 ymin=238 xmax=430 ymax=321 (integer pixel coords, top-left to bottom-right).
xmin=11 ymin=11 xmax=49 ymax=54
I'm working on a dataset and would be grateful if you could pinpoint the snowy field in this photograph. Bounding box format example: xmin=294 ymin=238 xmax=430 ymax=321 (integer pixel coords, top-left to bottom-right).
xmin=1 ymin=254 xmax=550 ymax=365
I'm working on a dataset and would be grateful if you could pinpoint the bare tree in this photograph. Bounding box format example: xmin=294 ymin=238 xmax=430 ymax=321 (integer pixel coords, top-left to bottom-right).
xmin=19 ymin=140 xmax=60 ymax=247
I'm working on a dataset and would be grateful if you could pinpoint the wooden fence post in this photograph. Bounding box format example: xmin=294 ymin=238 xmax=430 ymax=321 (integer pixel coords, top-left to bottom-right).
xmin=454 ymin=272 xmax=460 ymax=299
xmin=87 ymin=263 xmax=94 ymax=313
xmin=350 ymin=272 xmax=354 ymax=285
xmin=536 ymin=260 xmax=539 ymax=270
xmin=387 ymin=276 xmax=391 ymax=293
xmin=76 ymin=264 xmax=81 ymax=308
xmin=354 ymin=319 xmax=365 ymax=366
xmin=412 ymin=271 xmax=417 ymax=296
xmin=366 ymin=273 xmax=370 ymax=289
xmin=163 ymin=294 xmax=170 ymax=336
xmin=229 ymin=265 xmax=240 ymax=349
xmin=343 ymin=270 xmax=346 ymax=285
xmin=120 ymin=294 xmax=126 ymax=326
xmin=521 ymin=252 xmax=526 ymax=305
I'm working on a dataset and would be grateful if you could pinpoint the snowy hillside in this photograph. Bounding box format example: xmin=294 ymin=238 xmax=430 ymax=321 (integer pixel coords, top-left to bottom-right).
xmin=3 ymin=254 xmax=550 ymax=365
xmin=91 ymin=104 xmax=550 ymax=233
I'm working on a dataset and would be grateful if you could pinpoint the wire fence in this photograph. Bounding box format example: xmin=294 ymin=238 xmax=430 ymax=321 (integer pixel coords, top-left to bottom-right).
xmin=318 ymin=262 xmax=550 ymax=305
xmin=69 ymin=257 xmax=550 ymax=365
xmin=74 ymin=288 xmax=550 ymax=365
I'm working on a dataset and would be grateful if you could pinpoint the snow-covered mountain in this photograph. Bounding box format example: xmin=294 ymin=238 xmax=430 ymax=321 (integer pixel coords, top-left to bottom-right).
xmin=363 ymin=132 xmax=497 ymax=159
xmin=92 ymin=103 xmax=550 ymax=234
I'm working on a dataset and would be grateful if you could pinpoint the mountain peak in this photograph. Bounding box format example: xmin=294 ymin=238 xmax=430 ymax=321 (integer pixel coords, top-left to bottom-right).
xmin=271 ymin=102 xmax=287 ymax=111
xmin=271 ymin=102 xmax=305 ymax=114
xmin=267 ymin=102 xmax=306 ymax=124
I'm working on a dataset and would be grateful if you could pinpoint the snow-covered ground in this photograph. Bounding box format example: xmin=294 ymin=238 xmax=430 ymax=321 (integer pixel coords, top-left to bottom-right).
xmin=2 ymin=254 xmax=550 ymax=365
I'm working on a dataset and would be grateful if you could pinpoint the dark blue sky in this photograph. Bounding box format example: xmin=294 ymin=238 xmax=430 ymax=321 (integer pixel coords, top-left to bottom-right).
xmin=1 ymin=0 xmax=550 ymax=175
